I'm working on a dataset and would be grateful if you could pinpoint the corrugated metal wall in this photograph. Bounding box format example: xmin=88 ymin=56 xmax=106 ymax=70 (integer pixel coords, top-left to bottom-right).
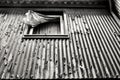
xmin=0 ymin=8 xmax=120 ymax=79
xmin=113 ymin=0 xmax=120 ymax=18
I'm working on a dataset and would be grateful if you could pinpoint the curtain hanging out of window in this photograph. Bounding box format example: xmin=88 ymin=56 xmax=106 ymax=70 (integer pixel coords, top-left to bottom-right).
xmin=23 ymin=10 xmax=57 ymax=27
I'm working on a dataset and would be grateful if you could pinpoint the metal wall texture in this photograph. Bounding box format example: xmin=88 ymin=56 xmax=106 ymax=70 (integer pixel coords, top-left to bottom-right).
xmin=0 ymin=8 xmax=120 ymax=79
xmin=113 ymin=0 xmax=120 ymax=18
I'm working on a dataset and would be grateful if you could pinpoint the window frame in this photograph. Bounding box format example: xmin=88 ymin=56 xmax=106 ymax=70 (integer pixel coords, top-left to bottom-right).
xmin=22 ymin=10 xmax=69 ymax=39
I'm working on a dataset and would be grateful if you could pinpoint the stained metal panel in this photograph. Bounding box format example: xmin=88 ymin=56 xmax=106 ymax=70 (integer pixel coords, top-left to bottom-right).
xmin=0 ymin=8 xmax=120 ymax=79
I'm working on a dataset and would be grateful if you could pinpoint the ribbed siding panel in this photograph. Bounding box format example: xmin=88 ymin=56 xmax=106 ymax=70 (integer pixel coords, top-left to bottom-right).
xmin=114 ymin=0 xmax=120 ymax=18
xmin=0 ymin=8 xmax=120 ymax=79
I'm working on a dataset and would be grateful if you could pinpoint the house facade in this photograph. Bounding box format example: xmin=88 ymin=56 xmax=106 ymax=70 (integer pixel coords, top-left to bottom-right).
xmin=0 ymin=0 xmax=120 ymax=79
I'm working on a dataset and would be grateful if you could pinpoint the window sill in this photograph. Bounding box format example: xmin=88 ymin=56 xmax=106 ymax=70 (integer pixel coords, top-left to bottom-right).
xmin=22 ymin=34 xmax=69 ymax=39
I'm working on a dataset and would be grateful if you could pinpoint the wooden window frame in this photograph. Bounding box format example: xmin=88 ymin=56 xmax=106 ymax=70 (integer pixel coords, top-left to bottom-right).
xmin=22 ymin=11 xmax=69 ymax=39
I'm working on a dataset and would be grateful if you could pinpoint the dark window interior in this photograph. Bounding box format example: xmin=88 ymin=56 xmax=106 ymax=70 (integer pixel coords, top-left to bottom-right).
xmin=33 ymin=20 xmax=60 ymax=35
xmin=35 ymin=11 xmax=63 ymax=15
xmin=27 ymin=17 xmax=61 ymax=35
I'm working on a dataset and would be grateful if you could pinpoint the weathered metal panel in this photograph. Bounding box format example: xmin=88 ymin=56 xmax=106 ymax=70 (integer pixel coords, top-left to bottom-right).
xmin=113 ymin=0 xmax=120 ymax=18
xmin=0 ymin=8 xmax=120 ymax=79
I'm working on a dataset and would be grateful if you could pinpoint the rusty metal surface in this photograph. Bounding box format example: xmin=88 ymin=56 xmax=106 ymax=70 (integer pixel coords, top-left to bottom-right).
xmin=0 ymin=8 xmax=120 ymax=79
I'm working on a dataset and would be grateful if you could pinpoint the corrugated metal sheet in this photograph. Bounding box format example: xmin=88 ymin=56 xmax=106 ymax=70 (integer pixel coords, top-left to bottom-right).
xmin=0 ymin=8 xmax=120 ymax=79
xmin=113 ymin=0 xmax=120 ymax=18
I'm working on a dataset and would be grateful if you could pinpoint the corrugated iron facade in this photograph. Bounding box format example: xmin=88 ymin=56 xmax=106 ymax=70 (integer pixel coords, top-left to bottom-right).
xmin=113 ymin=0 xmax=120 ymax=18
xmin=0 ymin=8 xmax=120 ymax=79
